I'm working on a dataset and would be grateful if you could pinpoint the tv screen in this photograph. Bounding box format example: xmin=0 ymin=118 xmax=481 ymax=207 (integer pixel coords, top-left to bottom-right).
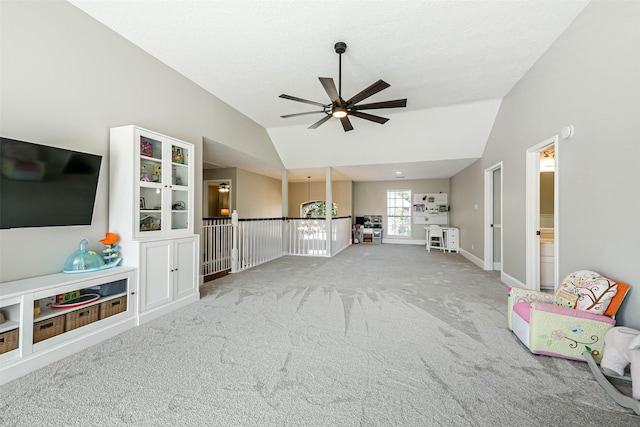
xmin=0 ymin=137 xmax=103 ymax=229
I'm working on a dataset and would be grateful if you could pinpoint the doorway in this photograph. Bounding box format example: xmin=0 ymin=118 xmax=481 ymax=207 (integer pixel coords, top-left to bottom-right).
xmin=203 ymin=180 xmax=232 ymax=218
xmin=484 ymin=162 xmax=503 ymax=272
xmin=525 ymin=136 xmax=559 ymax=291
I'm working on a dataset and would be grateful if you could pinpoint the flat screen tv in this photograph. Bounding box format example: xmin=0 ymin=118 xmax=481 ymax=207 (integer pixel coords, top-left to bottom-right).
xmin=0 ymin=137 xmax=103 ymax=229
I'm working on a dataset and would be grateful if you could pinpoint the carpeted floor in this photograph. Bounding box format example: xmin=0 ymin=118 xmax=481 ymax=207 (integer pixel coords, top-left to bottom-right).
xmin=1 ymin=244 xmax=637 ymax=426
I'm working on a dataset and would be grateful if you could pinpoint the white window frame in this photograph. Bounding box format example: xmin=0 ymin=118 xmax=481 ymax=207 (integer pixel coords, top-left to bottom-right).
xmin=386 ymin=190 xmax=412 ymax=237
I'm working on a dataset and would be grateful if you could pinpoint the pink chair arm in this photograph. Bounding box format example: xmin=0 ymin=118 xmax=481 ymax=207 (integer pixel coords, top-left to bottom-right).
xmin=507 ymin=286 xmax=554 ymax=330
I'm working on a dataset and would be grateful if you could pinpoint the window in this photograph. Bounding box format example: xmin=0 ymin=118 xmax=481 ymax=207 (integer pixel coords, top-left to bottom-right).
xmin=387 ymin=190 xmax=411 ymax=236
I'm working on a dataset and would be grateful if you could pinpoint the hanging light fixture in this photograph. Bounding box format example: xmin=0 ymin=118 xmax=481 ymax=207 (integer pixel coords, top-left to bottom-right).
xmin=540 ymin=151 xmax=555 ymax=172
xmin=219 ymin=182 xmax=229 ymax=193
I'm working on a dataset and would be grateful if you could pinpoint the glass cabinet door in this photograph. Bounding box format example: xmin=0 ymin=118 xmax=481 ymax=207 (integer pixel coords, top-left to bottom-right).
xmin=138 ymin=135 xmax=164 ymax=235
xmin=170 ymin=142 xmax=189 ymax=231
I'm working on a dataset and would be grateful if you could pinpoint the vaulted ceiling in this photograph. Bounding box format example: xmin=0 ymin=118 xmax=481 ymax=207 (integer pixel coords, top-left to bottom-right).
xmin=68 ymin=0 xmax=589 ymax=182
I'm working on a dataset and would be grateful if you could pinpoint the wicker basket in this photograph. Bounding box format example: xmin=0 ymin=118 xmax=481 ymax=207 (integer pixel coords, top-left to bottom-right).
xmin=33 ymin=315 xmax=65 ymax=343
xmin=0 ymin=328 xmax=19 ymax=354
xmin=64 ymin=305 xmax=99 ymax=332
xmin=99 ymin=296 xmax=127 ymax=319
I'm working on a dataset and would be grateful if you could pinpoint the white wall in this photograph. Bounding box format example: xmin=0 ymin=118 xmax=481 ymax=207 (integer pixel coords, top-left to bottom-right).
xmin=0 ymin=1 xmax=281 ymax=282
xmin=451 ymin=1 xmax=640 ymax=328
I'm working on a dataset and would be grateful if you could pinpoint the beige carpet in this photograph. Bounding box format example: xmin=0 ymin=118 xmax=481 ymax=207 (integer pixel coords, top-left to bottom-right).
xmin=1 ymin=244 xmax=637 ymax=426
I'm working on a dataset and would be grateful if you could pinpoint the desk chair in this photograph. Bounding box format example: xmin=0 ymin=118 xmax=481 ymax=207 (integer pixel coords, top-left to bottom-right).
xmin=428 ymin=225 xmax=445 ymax=252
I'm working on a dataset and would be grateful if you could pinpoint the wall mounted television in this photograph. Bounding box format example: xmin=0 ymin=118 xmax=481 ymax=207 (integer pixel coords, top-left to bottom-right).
xmin=0 ymin=137 xmax=102 ymax=229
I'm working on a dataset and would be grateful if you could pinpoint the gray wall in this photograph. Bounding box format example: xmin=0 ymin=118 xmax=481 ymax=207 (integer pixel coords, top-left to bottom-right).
xmin=353 ymin=179 xmax=450 ymax=242
xmin=0 ymin=1 xmax=282 ymax=282
xmin=236 ymin=169 xmax=282 ymax=218
xmin=451 ymin=1 xmax=640 ymax=328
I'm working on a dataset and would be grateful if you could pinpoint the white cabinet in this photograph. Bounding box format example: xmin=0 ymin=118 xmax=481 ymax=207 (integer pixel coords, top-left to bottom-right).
xmin=140 ymin=240 xmax=172 ymax=312
xmin=109 ymin=126 xmax=200 ymax=326
xmin=0 ymin=267 xmax=137 ymax=385
xmin=540 ymin=242 xmax=555 ymax=288
xmin=446 ymin=228 xmax=460 ymax=252
xmin=138 ymin=236 xmax=199 ymax=323
xmin=109 ymin=125 xmax=194 ymax=240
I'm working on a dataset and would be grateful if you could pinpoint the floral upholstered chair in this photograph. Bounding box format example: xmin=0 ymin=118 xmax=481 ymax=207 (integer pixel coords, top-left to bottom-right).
xmin=507 ymin=271 xmax=630 ymax=362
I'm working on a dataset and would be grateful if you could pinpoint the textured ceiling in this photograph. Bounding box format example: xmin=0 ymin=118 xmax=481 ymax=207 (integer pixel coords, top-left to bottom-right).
xmin=68 ymin=0 xmax=589 ymax=181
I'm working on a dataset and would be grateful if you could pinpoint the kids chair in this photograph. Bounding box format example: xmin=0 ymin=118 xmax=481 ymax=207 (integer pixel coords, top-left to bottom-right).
xmin=507 ymin=270 xmax=630 ymax=363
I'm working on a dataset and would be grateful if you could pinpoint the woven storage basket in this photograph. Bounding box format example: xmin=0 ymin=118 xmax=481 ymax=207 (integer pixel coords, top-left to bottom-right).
xmin=0 ymin=328 xmax=19 ymax=354
xmin=34 ymin=315 xmax=65 ymax=343
xmin=99 ymin=296 xmax=127 ymax=319
xmin=64 ymin=305 xmax=99 ymax=332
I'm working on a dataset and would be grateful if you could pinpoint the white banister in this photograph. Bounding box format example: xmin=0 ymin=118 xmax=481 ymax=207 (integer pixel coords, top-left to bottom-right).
xmin=203 ymin=212 xmax=352 ymax=276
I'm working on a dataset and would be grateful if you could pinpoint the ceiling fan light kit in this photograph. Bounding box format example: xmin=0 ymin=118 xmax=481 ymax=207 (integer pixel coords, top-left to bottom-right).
xmin=279 ymin=42 xmax=407 ymax=132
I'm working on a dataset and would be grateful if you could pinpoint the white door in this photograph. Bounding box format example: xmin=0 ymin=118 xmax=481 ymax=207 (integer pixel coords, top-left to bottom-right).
xmin=526 ymin=136 xmax=559 ymax=291
xmin=484 ymin=162 xmax=503 ymax=271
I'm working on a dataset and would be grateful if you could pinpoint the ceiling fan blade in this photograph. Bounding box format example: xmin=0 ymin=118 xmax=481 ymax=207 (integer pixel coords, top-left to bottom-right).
xmin=279 ymin=94 xmax=327 ymax=108
xmin=308 ymin=114 xmax=332 ymax=129
xmin=352 ymin=98 xmax=407 ymax=110
xmin=349 ymin=111 xmax=389 ymax=124
xmin=319 ymin=77 xmax=341 ymax=104
xmin=340 ymin=116 xmax=354 ymax=132
xmin=345 ymin=80 xmax=390 ymax=106
xmin=281 ymin=111 xmax=325 ymax=118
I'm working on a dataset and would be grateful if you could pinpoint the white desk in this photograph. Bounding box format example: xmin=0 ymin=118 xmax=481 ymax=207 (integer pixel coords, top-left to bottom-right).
xmin=425 ymin=226 xmax=460 ymax=253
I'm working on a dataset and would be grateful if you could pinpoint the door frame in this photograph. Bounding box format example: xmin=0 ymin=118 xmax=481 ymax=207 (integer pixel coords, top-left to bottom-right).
xmin=484 ymin=161 xmax=503 ymax=271
xmin=525 ymin=135 xmax=559 ymax=290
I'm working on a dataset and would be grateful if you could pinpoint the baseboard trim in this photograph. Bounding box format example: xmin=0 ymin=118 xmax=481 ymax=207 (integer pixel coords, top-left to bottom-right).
xmin=501 ymin=271 xmax=526 ymax=289
xmin=460 ymin=249 xmax=484 ymax=269
xmin=382 ymin=239 xmax=425 ymax=246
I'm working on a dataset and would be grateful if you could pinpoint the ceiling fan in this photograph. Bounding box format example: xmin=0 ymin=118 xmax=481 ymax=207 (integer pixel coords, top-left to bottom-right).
xmin=279 ymin=42 xmax=407 ymax=132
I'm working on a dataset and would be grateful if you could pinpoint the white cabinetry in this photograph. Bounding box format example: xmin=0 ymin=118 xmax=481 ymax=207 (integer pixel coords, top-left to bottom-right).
xmin=139 ymin=236 xmax=199 ymax=323
xmin=540 ymin=242 xmax=555 ymax=289
xmin=109 ymin=125 xmax=194 ymax=239
xmin=109 ymin=126 xmax=200 ymax=325
xmin=0 ymin=267 xmax=137 ymax=385
xmin=446 ymin=228 xmax=460 ymax=252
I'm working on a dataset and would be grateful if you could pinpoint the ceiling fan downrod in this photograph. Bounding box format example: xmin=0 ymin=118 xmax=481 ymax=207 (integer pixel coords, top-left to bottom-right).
xmin=335 ymin=42 xmax=347 ymax=99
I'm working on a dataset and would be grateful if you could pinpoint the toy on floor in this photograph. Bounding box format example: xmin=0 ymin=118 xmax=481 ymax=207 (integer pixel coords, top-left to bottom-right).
xmin=602 ymin=327 xmax=640 ymax=399
xmin=584 ymin=326 xmax=640 ymax=415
